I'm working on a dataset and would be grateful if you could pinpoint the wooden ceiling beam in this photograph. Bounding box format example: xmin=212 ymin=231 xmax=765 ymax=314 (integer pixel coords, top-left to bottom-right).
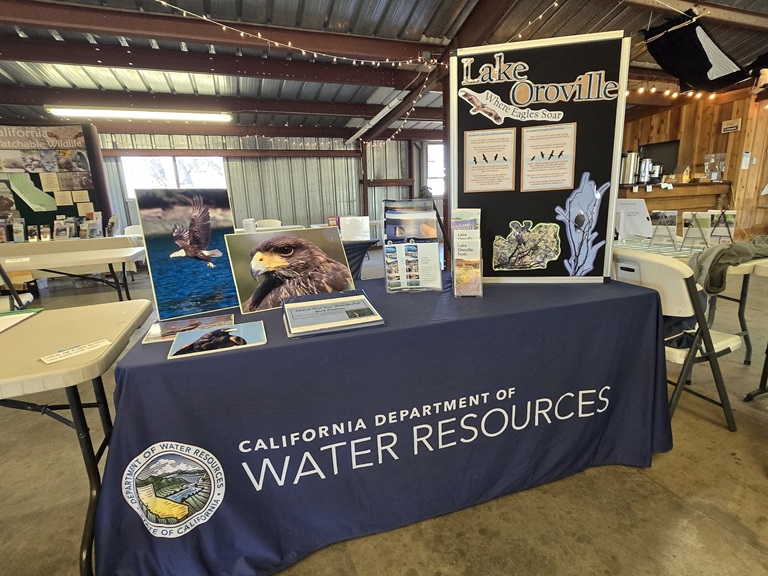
xmin=0 ymin=85 xmax=443 ymax=122
xmin=0 ymin=37 xmax=427 ymax=90
xmin=2 ymin=0 xmax=438 ymax=62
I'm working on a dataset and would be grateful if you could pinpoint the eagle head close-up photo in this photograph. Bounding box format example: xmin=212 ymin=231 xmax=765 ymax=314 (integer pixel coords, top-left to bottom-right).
xmin=243 ymin=234 xmax=353 ymax=311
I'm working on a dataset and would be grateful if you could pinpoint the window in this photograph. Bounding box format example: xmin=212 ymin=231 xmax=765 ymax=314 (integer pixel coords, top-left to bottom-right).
xmin=426 ymin=143 xmax=445 ymax=196
xmin=120 ymin=156 xmax=226 ymax=198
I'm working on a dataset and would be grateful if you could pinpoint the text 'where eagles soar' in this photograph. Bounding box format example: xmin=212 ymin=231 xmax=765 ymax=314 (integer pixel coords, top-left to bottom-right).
xmin=461 ymin=53 xmax=619 ymax=107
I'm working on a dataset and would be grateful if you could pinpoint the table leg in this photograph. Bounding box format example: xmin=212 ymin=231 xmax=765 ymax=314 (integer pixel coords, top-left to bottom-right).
xmin=64 ymin=385 xmax=100 ymax=576
xmin=107 ymin=263 xmax=124 ymax=301
xmin=743 ymin=341 xmax=768 ymax=402
xmin=737 ymin=274 xmax=752 ymax=365
xmin=91 ymin=375 xmax=113 ymax=438
xmin=121 ymin=262 xmax=132 ymax=300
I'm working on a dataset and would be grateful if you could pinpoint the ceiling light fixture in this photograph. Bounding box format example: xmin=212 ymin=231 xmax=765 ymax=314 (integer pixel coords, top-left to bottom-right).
xmin=45 ymin=106 xmax=232 ymax=122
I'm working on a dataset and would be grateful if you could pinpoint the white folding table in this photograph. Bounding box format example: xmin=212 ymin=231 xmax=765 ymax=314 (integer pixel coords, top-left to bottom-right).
xmin=1 ymin=246 xmax=145 ymax=301
xmin=0 ymin=299 xmax=152 ymax=576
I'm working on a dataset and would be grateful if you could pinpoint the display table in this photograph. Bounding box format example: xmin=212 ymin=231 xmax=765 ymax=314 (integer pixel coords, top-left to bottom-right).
xmin=95 ymin=279 xmax=672 ymax=576
xmin=0 ymin=299 xmax=153 ymax=576
xmin=1 ymin=246 xmax=145 ymax=301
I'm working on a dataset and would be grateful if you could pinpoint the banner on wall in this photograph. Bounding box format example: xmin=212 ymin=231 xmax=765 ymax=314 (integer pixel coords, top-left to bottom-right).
xmin=450 ymin=32 xmax=630 ymax=283
xmin=0 ymin=125 xmax=96 ymax=219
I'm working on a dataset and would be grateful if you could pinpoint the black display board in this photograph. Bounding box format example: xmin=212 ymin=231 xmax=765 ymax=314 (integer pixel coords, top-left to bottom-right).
xmin=450 ymin=32 xmax=630 ymax=282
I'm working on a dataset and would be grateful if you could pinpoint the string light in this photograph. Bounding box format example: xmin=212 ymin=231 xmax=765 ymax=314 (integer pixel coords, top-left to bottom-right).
xmin=509 ymin=1 xmax=560 ymax=42
xmin=152 ymin=0 xmax=442 ymax=70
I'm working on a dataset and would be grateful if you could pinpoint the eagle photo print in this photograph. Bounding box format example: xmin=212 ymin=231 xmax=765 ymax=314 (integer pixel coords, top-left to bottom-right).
xmin=134 ymin=188 xmax=239 ymax=320
xmin=225 ymin=227 xmax=354 ymax=315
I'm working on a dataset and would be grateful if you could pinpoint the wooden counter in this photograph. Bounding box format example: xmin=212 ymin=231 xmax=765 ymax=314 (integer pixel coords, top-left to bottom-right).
xmin=618 ymin=182 xmax=731 ymax=214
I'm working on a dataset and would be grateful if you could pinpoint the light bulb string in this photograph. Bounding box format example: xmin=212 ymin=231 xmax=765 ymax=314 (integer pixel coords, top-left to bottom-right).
xmin=152 ymin=0 xmax=445 ymax=70
xmin=507 ymin=1 xmax=560 ymax=42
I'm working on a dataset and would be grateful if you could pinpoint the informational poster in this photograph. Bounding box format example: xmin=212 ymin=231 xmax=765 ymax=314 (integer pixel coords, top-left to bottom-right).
xmin=0 ymin=125 xmax=96 ymax=224
xmin=521 ymin=123 xmax=576 ymax=191
xmin=451 ymin=32 xmax=630 ymax=282
xmin=464 ymin=129 xmax=516 ymax=193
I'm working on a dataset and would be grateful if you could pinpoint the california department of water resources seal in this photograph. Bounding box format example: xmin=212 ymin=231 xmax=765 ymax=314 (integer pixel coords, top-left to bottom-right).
xmin=122 ymin=441 xmax=225 ymax=538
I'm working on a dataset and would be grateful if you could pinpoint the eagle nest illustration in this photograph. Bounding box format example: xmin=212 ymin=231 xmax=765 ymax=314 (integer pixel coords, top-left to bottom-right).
xmin=170 ymin=195 xmax=223 ymax=268
xmin=243 ymin=235 xmax=353 ymax=311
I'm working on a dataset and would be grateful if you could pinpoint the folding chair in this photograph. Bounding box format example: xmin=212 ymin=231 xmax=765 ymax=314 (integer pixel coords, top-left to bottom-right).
xmin=612 ymin=247 xmax=741 ymax=431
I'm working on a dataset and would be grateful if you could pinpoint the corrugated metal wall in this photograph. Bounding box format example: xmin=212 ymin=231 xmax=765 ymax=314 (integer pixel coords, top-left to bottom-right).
xmin=225 ymin=155 xmax=359 ymax=227
xmin=365 ymin=140 xmax=411 ymax=224
xmin=99 ymin=134 xmax=413 ymax=228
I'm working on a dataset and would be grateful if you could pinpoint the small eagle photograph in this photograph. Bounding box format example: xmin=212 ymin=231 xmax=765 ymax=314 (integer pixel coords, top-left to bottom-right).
xmin=225 ymin=227 xmax=354 ymax=315
xmin=167 ymin=321 xmax=267 ymax=360
xmin=134 ymin=188 xmax=239 ymax=321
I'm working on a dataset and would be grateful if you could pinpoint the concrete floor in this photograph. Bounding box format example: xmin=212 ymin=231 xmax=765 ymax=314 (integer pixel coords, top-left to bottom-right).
xmin=2 ymin=249 xmax=768 ymax=576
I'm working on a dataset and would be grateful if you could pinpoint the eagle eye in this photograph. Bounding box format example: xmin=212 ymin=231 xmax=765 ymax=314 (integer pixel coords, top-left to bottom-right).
xmin=275 ymin=246 xmax=294 ymax=257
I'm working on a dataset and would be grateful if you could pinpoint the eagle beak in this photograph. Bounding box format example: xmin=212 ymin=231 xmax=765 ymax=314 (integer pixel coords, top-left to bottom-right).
xmin=250 ymin=251 xmax=288 ymax=276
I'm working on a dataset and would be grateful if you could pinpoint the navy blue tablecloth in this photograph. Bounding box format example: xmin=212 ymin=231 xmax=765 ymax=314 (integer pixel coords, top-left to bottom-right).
xmin=96 ymin=278 xmax=671 ymax=576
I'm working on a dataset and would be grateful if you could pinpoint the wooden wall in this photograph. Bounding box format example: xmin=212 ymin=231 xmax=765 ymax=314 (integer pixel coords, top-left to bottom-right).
xmin=623 ymin=89 xmax=768 ymax=238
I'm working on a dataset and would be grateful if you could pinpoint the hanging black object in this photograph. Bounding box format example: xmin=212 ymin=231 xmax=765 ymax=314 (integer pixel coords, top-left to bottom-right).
xmin=643 ymin=9 xmax=748 ymax=92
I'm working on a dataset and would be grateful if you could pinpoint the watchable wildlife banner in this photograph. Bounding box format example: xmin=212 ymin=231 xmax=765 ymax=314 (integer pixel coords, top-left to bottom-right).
xmin=134 ymin=188 xmax=238 ymax=320
xmin=450 ymin=31 xmax=630 ymax=282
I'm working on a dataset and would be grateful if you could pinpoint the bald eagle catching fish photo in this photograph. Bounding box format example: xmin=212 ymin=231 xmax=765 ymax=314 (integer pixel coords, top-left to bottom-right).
xmin=170 ymin=195 xmax=222 ymax=267
xmin=243 ymin=234 xmax=353 ymax=311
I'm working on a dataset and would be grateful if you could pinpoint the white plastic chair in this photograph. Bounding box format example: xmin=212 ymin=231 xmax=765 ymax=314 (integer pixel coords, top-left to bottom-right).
xmin=123 ymin=224 xmax=143 ymax=236
xmin=256 ymin=219 xmax=282 ymax=228
xmin=612 ymin=247 xmax=741 ymax=431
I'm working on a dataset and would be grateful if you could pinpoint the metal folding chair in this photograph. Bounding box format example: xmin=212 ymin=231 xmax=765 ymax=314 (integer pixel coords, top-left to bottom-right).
xmin=612 ymin=247 xmax=741 ymax=431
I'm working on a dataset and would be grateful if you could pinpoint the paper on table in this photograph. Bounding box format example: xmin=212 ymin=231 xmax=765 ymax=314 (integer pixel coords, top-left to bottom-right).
xmin=54 ymin=190 xmax=74 ymax=206
xmin=0 ymin=308 xmax=42 ymax=334
xmin=77 ymin=201 xmax=94 ymax=216
xmin=8 ymin=173 xmax=57 ymax=212
xmin=40 ymin=339 xmax=111 ymax=364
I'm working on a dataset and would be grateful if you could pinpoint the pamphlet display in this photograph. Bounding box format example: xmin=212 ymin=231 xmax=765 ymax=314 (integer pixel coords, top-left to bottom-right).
xmin=451 ymin=208 xmax=482 ymax=297
xmin=225 ymin=226 xmax=354 ymax=315
xmin=134 ymin=188 xmax=238 ymax=321
xmin=282 ymin=290 xmax=384 ymax=338
xmin=709 ymin=210 xmax=736 ymax=244
xmin=450 ymin=32 xmax=630 ymax=282
xmin=383 ymin=199 xmax=441 ymax=292
xmin=681 ymin=212 xmax=711 ymax=249
xmin=168 ymin=321 xmax=267 ymax=359
xmin=649 ymin=210 xmax=678 ymax=249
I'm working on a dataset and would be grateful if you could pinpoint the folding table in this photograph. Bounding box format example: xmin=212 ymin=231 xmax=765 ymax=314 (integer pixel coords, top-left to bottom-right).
xmin=0 ymin=299 xmax=152 ymax=576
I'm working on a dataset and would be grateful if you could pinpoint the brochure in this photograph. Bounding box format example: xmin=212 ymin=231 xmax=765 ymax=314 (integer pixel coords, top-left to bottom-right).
xmin=167 ymin=321 xmax=267 ymax=359
xmin=383 ymin=199 xmax=441 ymax=293
xmin=142 ymin=313 xmax=236 ymax=344
xmin=282 ymin=290 xmax=384 ymax=338
xmin=451 ymin=208 xmax=482 ymax=297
